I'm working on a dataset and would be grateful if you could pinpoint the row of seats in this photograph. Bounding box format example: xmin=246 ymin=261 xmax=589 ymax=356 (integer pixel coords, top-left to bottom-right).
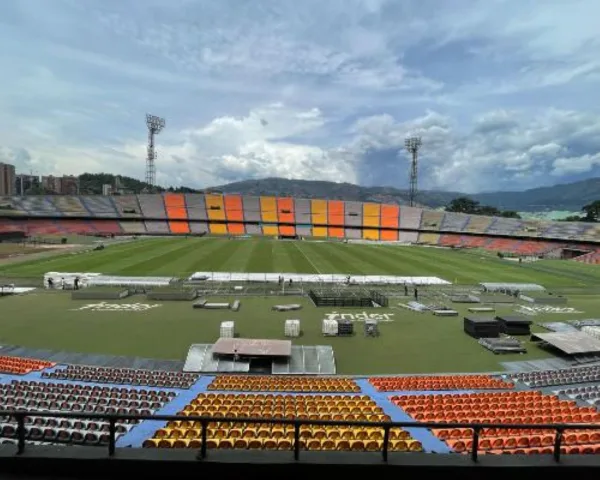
xmin=369 ymin=375 xmax=514 ymax=391
xmin=392 ymin=391 xmax=600 ymax=454
xmin=508 ymin=366 xmax=600 ymax=387
xmin=0 ymin=356 xmax=54 ymax=375
xmin=207 ymin=375 xmax=359 ymax=392
xmin=557 ymin=385 xmax=600 ymax=405
xmin=43 ymin=365 xmax=199 ymax=389
xmin=3 ymin=194 xmax=600 ymax=242
xmin=144 ymin=436 xmax=422 ymax=452
xmin=145 ymin=393 xmax=420 ymax=451
xmin=0 ymin=380 xmax=175 ymax=447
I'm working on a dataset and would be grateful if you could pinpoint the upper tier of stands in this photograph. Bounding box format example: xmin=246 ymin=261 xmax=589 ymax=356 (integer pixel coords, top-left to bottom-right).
xmin=0 ymin=194 xmax=598 ymax=244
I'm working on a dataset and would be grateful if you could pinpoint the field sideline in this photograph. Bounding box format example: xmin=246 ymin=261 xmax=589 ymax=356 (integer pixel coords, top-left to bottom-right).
xmin=1 ymin=236 xmax=600 ymax=287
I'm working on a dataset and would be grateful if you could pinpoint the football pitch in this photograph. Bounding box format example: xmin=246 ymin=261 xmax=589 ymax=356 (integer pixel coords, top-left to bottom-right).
xmin=1 ymin=236 xmax=600 ymax=375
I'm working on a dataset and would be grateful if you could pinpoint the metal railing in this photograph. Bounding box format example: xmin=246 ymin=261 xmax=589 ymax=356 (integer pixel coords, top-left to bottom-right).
xmin=1 ymin=409 xmax=599 ymax=463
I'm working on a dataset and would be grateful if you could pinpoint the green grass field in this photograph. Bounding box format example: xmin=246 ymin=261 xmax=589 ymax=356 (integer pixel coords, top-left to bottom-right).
xmin=1 ymin=236 xmax=599 ymax=374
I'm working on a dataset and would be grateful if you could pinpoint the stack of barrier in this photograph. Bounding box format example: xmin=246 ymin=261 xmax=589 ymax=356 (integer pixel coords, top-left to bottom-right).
xmin=0 ymin=356 xmax=55 ymax=375
xmin=370 ymin=375 xmax=514 ymax=391
xmin=0 ymin=380 xmax=175 ymax=446
xmin=146 ymin=288 xmax=197 ymax=301
xmin=143 ymin=392 xmax=422 ymax=452
xmin=71 ymin=287 xmax=130 ymax=300
xmin=509 ymin=366 xmax=600 ymax=387
xmin=392 ymin=391 xmax=600 ymax=455
xmin=207 ymin=375 xmax=359 ymax=392
xmin=42 ymin=365 xmax=199 ymax=389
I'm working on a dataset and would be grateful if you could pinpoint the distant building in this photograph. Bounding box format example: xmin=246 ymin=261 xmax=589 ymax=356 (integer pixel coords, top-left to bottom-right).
xmin=61 ymin=175 xmax=79 ymax=195
xmin=102 ymin=184 xmax=113 ymax=196
xmin=41 ymin=175 xmax=79 ymax=194
xmin=15 ymin=174 xmax=40 ymax=195
xmin=0 ymin=163 xmax=16 ymax=195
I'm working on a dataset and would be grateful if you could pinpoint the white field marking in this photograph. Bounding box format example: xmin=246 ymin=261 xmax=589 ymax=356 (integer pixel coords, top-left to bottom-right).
xmin=293 ymin=242 xmax=322 ymax=274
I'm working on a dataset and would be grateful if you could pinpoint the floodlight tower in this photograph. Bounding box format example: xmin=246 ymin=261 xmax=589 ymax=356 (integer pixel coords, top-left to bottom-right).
xmin=145 ymin=114 xmax=166 ymax=187
xmin=405 ymin=136 xmax=422 ymax=207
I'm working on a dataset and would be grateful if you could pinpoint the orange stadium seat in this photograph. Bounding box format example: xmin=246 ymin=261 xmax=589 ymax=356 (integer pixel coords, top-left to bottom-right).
xmin=391 ymin=391 xmax=600 ymax=455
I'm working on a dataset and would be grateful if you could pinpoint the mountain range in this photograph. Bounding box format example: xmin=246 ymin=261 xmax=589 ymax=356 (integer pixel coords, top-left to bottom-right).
xmin=213 ymin=177 xmax=600 ymax=212
xmin=77 ymin=174 xmax=600 ymax=213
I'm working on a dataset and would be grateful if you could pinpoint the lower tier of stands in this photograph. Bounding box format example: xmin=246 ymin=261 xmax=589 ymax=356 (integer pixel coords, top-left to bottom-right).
xmin=1 ymin=218 xmax=596 ymax=257
xmin=392 ymin=391 xmax=600 ymax=455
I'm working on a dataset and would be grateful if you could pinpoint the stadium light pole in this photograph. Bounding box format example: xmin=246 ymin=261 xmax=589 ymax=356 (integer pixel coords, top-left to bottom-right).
xmin=405 ymin=136 xmax=422 ymax=207
xmin=145 ymin=114 xmax=166 ymax=188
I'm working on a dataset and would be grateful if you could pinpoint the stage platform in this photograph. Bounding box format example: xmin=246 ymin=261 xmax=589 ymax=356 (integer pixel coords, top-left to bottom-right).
xmin=183 ymin=343 xmax=336 ymax=374
xmin=531 ymin=331 xmax=600 ymax=355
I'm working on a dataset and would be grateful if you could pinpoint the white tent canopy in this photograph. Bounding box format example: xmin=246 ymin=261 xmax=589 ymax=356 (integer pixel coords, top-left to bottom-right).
xmin=188 ymin=272 xmax=450 ymax=285
xmin=480 ymin=282 xmax=545 ymax=292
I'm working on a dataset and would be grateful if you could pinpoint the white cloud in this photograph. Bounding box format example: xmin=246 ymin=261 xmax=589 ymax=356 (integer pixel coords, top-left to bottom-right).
xmin=0 ymin=0 xmax=600 ymax=194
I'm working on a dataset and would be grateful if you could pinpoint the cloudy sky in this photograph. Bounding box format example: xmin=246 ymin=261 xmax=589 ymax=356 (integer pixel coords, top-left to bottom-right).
xmin=1 ymin=0 xmax=600 ymax=193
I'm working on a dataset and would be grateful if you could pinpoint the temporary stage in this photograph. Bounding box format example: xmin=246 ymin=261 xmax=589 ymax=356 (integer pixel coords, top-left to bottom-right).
xmin=183 ymin=340 xmax=336 ymax=375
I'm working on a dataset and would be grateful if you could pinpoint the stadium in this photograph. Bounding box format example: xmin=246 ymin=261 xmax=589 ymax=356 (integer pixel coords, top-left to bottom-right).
xmin=0 ymin=192 xmax=600 ymax=475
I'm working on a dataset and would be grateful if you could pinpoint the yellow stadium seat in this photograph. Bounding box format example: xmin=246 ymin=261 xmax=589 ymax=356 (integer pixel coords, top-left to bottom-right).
xmin=173 ymin=439 xmax=188 ymax=448
xmin=219 ymin=439 xmax=234 ymax=449
xmin=366 ymin=440 xmax=381 ymax=452
xmin=143 ymin=439 xmax=159 ymax=448
xmin=391 ymin=440 xmax=407 ymax=452
xmin=335 ymin=440 xmax=351 ymax=451
xmin=158 ymin=439 xmax=175 ymax=448
xmin=233 ymin=439 xmax=247 ymax=449
xmin=189 ymin=439 xmax=202 ymax=449
xmin=321 ymin=439 xmax=336 ymax=450
xmin=206 ymin=439 xmax=219 ymax=449
xmin=248 ymin=439 xmax=263 ymax=449
xmin=277 ymin=438 xmax=292 ymax=450
xmin=155 ymin=428 xmax=171 ymax=439
xmin=307 ymin=439 xmax=321 ymax=450
xmin=263 ymin=439 xmax=278 ymax=450
xmin=408 ymin=440 xmax=423 ymax=452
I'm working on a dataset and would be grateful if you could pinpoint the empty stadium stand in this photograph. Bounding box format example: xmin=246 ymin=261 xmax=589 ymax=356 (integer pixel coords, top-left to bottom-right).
xmin=2 ymin=194 xmax=600 ymax=251
xmin=164 ymin=194 xmax=190 ymax=234
xmin=138 ymin=195 xmax=167 ymax=219
xmin=419 ymin=210 xmax=444 ymax=231
xmin=43 ymin=365 xmax=198 ymax=389
xmin=113 ymin=196 xmax=142 ymax=217
xmin=509 ymin=365 xmax=600 ymax=387
xmin=392 ymin=391 xmax=600 ymax=455
xmin=207 ymin=375 xmax=359 ymax=392
xmin=81 ymin=196 xmax=119 ymax=217
xmin=370 ymin=375 xmax=514 ymax=391
xmin=49 ymin=196 xmax=88 ymax=216
xmin=0 ymin=380 xmax=175 ymax=447
xmin=184 ymin=194 xmax=208 ymax=221
xmin=143 ymin=392 xmax=423 ymax=452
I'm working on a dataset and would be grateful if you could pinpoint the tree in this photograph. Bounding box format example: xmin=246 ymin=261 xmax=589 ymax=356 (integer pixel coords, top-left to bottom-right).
xmin=500 ymin=210 xmax=521 ymax=219
xmin=445 ymin=197 xmax=480 ymax=214
xmin=582 ymin=200 xmax=600 ymax=222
